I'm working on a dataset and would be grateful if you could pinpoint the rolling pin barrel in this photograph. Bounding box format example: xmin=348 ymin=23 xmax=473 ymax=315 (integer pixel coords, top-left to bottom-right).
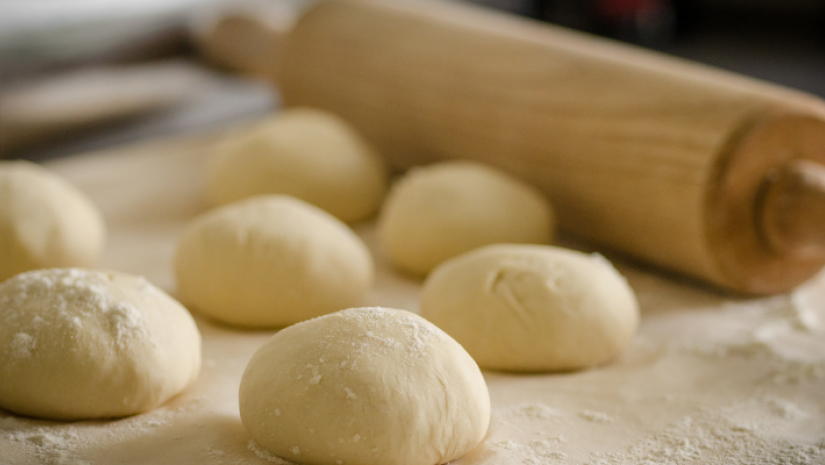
xmin=276 ymin=0 xmax=825 ymax=294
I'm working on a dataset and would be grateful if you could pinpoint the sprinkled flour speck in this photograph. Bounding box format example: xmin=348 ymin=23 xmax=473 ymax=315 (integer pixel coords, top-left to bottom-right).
xmin=579 ymin=410 xmax=615 ymax=424
xmin=769 ymin=360 xmax=825 ymax=385
xmin=306 ymin=364 xmax=322 ymax=385
xmin=10 ymin=332 xmax=35 ymax=360
xmin=764 ymin=396 xmax=809 ymax=421
xmin=248 ymin=440 xmax=296 ymax=464
xmin=510 ymin=403 xmax=564 ymax=421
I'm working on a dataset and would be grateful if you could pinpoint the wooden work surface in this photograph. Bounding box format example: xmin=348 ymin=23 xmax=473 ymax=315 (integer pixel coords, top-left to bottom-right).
xmin=1 ymin=132 xmax=825 ymax=464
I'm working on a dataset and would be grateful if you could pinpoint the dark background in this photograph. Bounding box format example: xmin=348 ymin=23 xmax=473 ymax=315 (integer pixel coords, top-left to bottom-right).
xmin=480 ymin=0 xmax=825 ymax=97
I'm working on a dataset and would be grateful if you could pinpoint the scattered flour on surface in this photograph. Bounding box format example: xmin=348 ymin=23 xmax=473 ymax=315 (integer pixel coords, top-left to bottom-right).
xmin=584 ymin=412 xmax=825 ymax=465
xmin=769 ymin=360 xmax=825 ymax=385
xmin=579 ymin=410 xmax=616 ymax=424
xmin=247 ymin=440 xmax=296 ymax=464
xmin=763 ymin=396 xmax=810 ymax=421
xmin=678 ymin=337 xmax=783 ymax=361
xmin=0 ymin=416 xmax=88 ymax=465
xmin=677 ymin=292 xmax=825 ymax=363
xmin=788 ymin=291 xmax=820 ymax=332
xmin=0 ymin=399 xmax=195 ymax=465
xmin=509 ymin=403 xmax=564 ymax=421
xmin=492 ymin=439 xmax=568 ymax=464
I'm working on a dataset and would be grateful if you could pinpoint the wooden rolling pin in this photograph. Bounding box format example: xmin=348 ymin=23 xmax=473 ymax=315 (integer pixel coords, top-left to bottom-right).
xmin=219 ymin=0 xmax=825 ymax=294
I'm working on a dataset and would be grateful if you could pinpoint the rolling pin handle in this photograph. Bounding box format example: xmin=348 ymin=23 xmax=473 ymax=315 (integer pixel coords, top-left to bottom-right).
xmin=760 ymin=159 xmax=825 ymax=259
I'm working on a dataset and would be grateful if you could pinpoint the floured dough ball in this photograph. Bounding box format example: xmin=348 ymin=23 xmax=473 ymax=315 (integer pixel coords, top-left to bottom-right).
xmin=239 ymin=307 xmax=490 ymax=465
xmin=420 ymin=245 xmax=639 ymax=372
xmin=206 ymin=108 xmax=388 ymax=223
xmin=175 ymin=195 xmax=373 ymax=328
xmin=0 ymin=161 xmax=106 ymax=282
xmin=378 ymin=161 xmax=553 ymax=276
xmin=0 ymin=268 xmax=201 ymax=420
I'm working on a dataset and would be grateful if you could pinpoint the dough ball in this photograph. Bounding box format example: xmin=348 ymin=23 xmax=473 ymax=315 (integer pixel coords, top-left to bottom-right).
xmin=175 ymin=195 xmax=373 ymax=328
xmin=239 ymin=307 xmax=490 ymax=465
xmin=206 ymin=108 xmax=388 ymax=223
xmin=0 ymin=268 xmax=201 ymax=420
xmin=420 ymin=244 xmax=639 ymax=372
xmin=0 ymin=161 xmax=106 ymax=282
xmin=377 ymin=161 xmax=553 ymax=276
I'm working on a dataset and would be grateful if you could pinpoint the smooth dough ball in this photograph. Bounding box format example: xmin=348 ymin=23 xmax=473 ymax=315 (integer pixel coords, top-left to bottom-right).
xmin=239 ymin=307 xmax=490 ymax=465
xmin=377 ymin=161 xmax=553 ymax=276
xmin=0 ymin=161 xmax=106 ymax=282
xmin=420 ymin=244 xmax=639 ymax=372
xmin=0 ymin=268 xmax=201 ymax=420
xmin=206 ymin=108 xmax=388 ymax=223
xmin=175 ymin=195 xmax=373 ymax=328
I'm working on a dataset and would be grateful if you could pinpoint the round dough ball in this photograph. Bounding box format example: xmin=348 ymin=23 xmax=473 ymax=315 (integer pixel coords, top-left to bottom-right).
xmin=206 ymin=108 xmax=388 ymax=223
xmin=239 ymin=307 xmax=490 ymax=465
xmin=175 ymin=195 xmax=373 ymax=328
xmin=420 ymin=244 xmax=639 ymax=372
xmin=377 ymin=161 xmax=553 ymax=276
xmin=0 ymin=268 xmax=201 ymax=420
xmin=0 ymin=161 xmax=106 ymax=282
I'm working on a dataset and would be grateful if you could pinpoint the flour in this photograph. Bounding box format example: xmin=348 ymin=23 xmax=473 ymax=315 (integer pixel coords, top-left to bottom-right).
xmin=770 ymin=360 xmax=825 ymax=385
xmin=308 ymin=307 xmax=446 ymax=378
xmin=675 ymin=291 xmax=825 ymax=363
xmin=306 ymin=364 xmax=322 ymax=385
xmin=763 ymin=396 xmax=810 ymax=421
xmin=105 ymin=301 xmax=148 ymax=350
xmin=0 ymin=416 xmax=88 ymax=465
xmin=247 ymin=440 xmax=296 ymax=464
xmin=579 ymin=410 xmax=616 ymax=424
xmin=681 ymin=339 xmax=784 ymax=360
xmin=10 ymin=332 xmax=35 ymax=360
xmin=337 ymin=307 xmax=445 ymax=358
xmin=0 ymin=269 xmax=151 ymax=359
xmin=509 ymin=403 xmax=564 ymax=421
xmin=586 ymin=411 xmax=825 ymax=465
xmin=492 ymin=438 xmax=568 ymax=464
xmin=789 ymin=291 xmax=820 ymax=332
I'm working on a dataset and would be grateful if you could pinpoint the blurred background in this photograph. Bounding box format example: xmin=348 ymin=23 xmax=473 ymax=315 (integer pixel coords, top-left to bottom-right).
xmin=1 ymin=0 xmax=823 ymax=160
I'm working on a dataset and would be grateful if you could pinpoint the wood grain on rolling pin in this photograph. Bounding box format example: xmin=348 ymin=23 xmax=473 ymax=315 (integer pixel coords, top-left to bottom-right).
xmin=276 ymin=0 xmax=825 ymax=294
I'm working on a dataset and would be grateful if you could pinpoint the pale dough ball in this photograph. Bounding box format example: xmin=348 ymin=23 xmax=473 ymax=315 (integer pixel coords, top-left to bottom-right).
xmin=206 ymin=108 xmax=388 ymax=223
xmin=0 ymin=268 xmax=201 ymax=420
xmin=239 ymin=307 xmax=490 ymax=465
xmin=0 ymin=161 xmax=106 ymax=282
xmin=175 ymin=195 xmax=373 ymax=328
xmin=420 ymin=244 xmax=639 ymax=372
xmin=378 ymin=161 xmax=553 ymax=276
